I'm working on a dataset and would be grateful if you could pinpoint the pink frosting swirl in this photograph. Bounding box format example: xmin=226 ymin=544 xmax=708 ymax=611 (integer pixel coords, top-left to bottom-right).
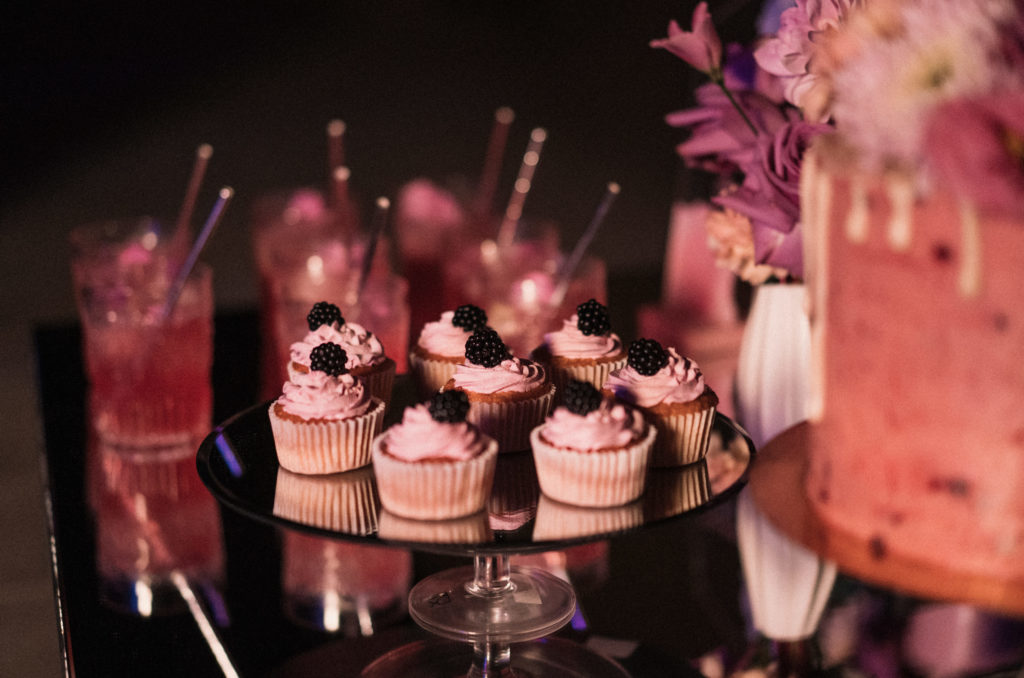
xmin=383 ymin=405 xmax=489 ymax=462
xmin=291 ymin=321 xmax=386 ymax=370
xmin=277 ymin=369 xmax=373 ymax=420
xmin=452 ymin=358 xmax=547 ymax=394
xmin=541 ymin=315 xmax=622 ymax=359
xmin=604 ymin=347 xmax=706 ymax=407
xmin=541 ymin=401 xmax=646 ymax=451
xmin=416 ymin=311 xmax=473 ymax=356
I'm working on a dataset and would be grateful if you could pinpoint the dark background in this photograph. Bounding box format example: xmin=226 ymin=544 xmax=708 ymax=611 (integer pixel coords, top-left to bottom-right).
xmin=3 ymin=0 xmax=762 ymax=318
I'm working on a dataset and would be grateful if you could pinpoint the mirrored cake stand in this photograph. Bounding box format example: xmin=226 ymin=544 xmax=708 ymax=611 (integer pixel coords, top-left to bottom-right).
xmin=197 ymin=402 xmax=754 ymax=677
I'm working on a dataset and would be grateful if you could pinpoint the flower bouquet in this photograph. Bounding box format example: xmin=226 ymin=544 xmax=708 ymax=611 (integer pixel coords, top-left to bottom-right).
xmin=651 ymin=0 xmax=1024 ymax=285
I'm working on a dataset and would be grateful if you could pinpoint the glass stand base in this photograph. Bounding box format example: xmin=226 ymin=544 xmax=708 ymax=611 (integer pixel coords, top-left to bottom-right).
xmin=360 ymin=636 xmax=631 ymax=678
xmin=409 ymin=565 xmax=576 ymax=644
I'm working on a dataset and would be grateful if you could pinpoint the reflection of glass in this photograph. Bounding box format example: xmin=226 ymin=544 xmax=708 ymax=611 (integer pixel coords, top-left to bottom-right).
xmin=90 ymin=440 xmax=224 ymax=617
xmin=71 ymin=218 xmax=213 ymax=448
xmin=281 ymin=531 xmax=411 ymax=636
xmin=442 ymin=223 xmax=607 ymax=357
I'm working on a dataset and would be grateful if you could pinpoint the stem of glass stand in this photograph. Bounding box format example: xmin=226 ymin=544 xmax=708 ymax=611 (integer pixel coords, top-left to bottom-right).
xmin=466 ymin=640 xmax=514 ymax=678
xmin=464 ymin=555 xmax=517 ymax=677
xmin=466 ymin=554 xmax=513 ymax=597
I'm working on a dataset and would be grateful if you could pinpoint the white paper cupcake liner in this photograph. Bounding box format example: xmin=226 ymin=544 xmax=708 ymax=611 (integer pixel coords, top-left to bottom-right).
xmin=650 ymin=405 xmax=717 ymax=467
xmin=529 ymin=423 xmax=656 ymax=507
xmin=371 ymin=434 xmax=499 ymax=520
xmin=532 ymin=494 xmax=644 ymax=541
xmin=408 ymin=351 xmax=460 ymax=400
xmin=378 ymin=509 xmax=492 ymax=544
xmin=269 ymin=398 xmax=386 ymax=475
xmin=356 ymin=359 xmax=396 ymax=410
xmin=466 ymin=383 xmax=556 ymax=453
xmin=549 ymin=356 xmax=628 ymax=405
xmin=273 ymin=466 xmax=380 ymax=535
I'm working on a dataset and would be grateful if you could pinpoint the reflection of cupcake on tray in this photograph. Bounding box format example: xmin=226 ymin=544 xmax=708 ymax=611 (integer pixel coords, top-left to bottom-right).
xmin=289 ymin=301 xmax=396 ymax=408
xmin=273 ymin=465 xmax=379 ymax=536
xmin=531 ymin=299 xmax=628 ymax=402
xmin=530 ymin=380 xmax=655 ymax=508
xmin=604 ymin=338 xmax=718 ymax=467
xmin=372 ymin=391 xmax=498 ymax=520
xmin=532 ymin=495 xmax=643 ymax=542
xmin=487 ymin=452 xmax=540 ymax=533
xmin=270 ymin=341 xmax=387 ymax=475
xmin=409 ymin=304 xmax=488 ymax=399
xmin=441 ymin=328 xmax=555 ymax=453
xmin=643 ymin=462 xmax=712 ymax=522
xmin=378 ymin=509 xmax=492 ymax=545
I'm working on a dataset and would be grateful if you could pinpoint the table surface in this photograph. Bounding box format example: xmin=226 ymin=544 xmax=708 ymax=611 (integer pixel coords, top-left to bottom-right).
xmin=35 ymin=310 xmax=1024 ymax=678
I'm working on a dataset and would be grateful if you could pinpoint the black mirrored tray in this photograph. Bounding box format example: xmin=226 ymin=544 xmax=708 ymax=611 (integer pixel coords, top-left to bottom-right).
xmin=196 ymin=400 xmax=753 ymax=557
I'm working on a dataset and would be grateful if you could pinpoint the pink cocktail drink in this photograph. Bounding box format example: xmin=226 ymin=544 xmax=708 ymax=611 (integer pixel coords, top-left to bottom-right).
xmin=72 ymin=219 xmax=214 ymax=448
xmin=253 ymin=190 xmax=410 ymax=392
xmin=443 ymin=231 xmax=607 ymax=357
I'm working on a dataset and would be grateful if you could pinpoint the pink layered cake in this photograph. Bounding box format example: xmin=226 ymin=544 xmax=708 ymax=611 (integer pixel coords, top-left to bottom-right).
xmin=801 ymin=137 xmax=1024 ymax=582
xmin=290 ymin=301 xmax=396 ymax=407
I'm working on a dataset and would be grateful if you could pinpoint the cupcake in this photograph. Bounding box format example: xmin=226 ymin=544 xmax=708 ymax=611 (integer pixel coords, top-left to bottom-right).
xmin=530 ymin=380 xmax=656 ymax=507
xmin=604 ymin=338 xmax=718 ymax=467
xmin=289 ymin=301 xmax=397 ymax=408
xmin=372 ymin=391 xmax=498 ymax=520
xmin=270 ymin=342 xmax=387 ymax=474
xmin=531 ymin=299 xmax=627 ymax=401
xmin=408 ymin=304 xmax=488 ymax=399
xmin=442 ymin=328 xmax=556 ymax=453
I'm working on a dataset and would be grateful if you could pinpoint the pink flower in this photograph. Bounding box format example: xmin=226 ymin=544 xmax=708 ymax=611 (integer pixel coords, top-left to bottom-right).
xmin=754 ymin=0 xmax=860 ymax=120
xmin=714 ymin=120 xmax=831 ymax=278
xmin=650 ymin=2 xmax=723 ymax=76
xmin=667 ymin=82 xmax=792 ymax=174
xmin=925 ymin=93 xmax=1024 ymax=216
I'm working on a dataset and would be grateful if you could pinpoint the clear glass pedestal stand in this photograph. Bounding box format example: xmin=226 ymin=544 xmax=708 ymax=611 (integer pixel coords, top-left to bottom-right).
xmin=361 ymin=553 xmax=630 ymax=677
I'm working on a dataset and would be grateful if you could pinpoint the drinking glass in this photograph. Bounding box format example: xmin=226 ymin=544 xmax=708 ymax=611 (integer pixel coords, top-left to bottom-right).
xmin=71 ymin=218 xmax=214 ymax=449
xmin=442 ymin=221 xmax=607 ymax=357
xmin=252 ymin=190 xmax=410 ymax=398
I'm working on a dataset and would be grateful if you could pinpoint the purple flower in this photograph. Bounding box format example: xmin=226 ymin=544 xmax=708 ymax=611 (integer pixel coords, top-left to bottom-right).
xmin=650 ymin=2 xmax=723 ymax=77
xmin=667 ymin=82 xmax=792 ymax=174
xmin=714 ymin=120 xmax=831 ymax=278
xmin=924 ymin=93 xmax=1024 ymax=216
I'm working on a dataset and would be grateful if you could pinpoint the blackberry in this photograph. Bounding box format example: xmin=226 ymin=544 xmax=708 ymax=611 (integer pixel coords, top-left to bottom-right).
xmin=428 ymin=390 xmax=471 ymax=423
xmin=562 ymin=379 xmax=603 ymax=416
xmin=627 ymin=338 xmax=669 ymax=376
xmin=464 ymin=328 xmax=510 ymax=368
xmin=309 ymin=342 xmax=349 ymax=377
xmin=575 ymin=299 xmax=611 ymax=336
xmin=451 ymin=304 xmax=488 ymax=332
xmin=307 ymin=301 xmax=344 ymax=331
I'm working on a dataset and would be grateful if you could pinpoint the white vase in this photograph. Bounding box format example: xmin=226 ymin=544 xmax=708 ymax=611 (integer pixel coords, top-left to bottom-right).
xmin=734 ymin=283 xmax=812 ymax=448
